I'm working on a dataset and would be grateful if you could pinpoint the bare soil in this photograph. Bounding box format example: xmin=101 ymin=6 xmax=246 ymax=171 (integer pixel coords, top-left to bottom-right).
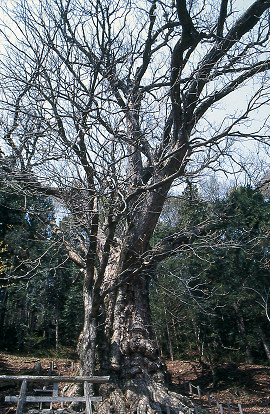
xmin=0 ymin=352 xmax=269 ymax=413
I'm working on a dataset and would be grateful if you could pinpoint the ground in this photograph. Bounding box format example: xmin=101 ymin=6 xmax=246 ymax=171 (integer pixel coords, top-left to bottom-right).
xmin=167 ymin=360 xmax=270 ymax=414
xmin=0 ymin=352 xmax=269 ymax=413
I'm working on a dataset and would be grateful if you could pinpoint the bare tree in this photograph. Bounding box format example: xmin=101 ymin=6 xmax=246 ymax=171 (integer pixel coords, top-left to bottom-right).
xmin=0 ymin=0 xmax=270 ymax=411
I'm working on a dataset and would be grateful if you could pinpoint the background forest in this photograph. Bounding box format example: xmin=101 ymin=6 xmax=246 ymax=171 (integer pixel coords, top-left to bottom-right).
xmin=0 ymin=179 xmax=269 ymax=367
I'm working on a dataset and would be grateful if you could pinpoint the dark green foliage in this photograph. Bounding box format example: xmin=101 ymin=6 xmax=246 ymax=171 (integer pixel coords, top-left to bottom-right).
xmin=0 ymin=185 xmax=54 ymax=281
xmin=0 ymin=183 xmax=83 ymax=354
xmin=150 ymin=184 xmax=270 ymax=366
xmin=60 ymin=282 xmax=84 ymax=345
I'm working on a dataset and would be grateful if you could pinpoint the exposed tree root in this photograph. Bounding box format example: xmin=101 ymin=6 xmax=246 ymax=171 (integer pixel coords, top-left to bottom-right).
xmin=96 ymin=379 xmax=192 ymax=414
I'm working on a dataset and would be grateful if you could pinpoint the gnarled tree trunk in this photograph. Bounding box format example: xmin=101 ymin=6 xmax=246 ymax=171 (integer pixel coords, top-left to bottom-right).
xmin=78 ymin=246 xmax=191 ymax=413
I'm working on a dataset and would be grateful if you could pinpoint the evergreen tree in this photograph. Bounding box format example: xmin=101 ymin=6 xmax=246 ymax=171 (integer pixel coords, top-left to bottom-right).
xmin=151 ymin=184 xmax=270 ymax=366
xmin=0 ymin=183 xmax=83 ymax=353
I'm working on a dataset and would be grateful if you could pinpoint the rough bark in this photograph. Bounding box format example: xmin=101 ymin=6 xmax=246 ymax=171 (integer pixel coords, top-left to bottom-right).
xmin=78 ymin=290 xmax=97 ymax=376
xmin=77 ymin=243 xmax=192 ymax=413
xmin=96 ymin=270 xmax=191 ymax=414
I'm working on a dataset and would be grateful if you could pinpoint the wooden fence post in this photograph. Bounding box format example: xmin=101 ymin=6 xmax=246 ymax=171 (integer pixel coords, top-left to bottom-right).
xmin=227 ymin=403 xmax=232 ymax=414
xmin=189 ymin=382 xmax=192 ymax=395
xmin=207 ymin=392 xmax=211 ymax=407
xmin=238 ymin=403 xmax=243 ymax=414
xmin=197 ymin=386 xmax=201 ymax=399
xmin=61 ymin=389 xmax=64 ymax=408
xmin=215 ymin=396 xmax=220 ymax=408
xmin=50 ymin=382 xmax=58 ymax=409
xmin=84 ymin=381 xmax=92 ymax=414
xmin=219 ymin=403 xmax=224 ymax=414
xmin=16 ymin=379 xmax=27 ymax=414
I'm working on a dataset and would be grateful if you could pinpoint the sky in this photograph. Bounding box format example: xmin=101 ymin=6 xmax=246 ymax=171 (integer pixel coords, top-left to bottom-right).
xmin=0 ymin=0 xmax=269 ymax=193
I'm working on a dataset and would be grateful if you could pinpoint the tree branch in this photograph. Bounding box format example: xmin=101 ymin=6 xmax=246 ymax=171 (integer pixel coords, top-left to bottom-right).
xmin=186 ymin=0 xmax=270 ymax=119
xmin=193 ymin=58 xmax=270 ymax=123
xmin=217 ymin=0 xmax=229 ymax=38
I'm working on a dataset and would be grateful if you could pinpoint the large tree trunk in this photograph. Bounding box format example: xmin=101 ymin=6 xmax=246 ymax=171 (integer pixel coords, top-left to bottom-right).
xmin=75 ymin=180 xmax=193 ymax=412
xmin=78 ymin=286 xmax=98 ymax=376
xmin=79 ymin=252 xmax=191 ymax=413
xmin=105 ymin=272 xmax=162 ymax=379
xmin=99 ymin=273 xmax=190 ymax=413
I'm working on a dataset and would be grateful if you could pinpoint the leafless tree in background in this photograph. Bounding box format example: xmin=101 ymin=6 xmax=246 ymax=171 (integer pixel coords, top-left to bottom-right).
xmin=0 ymin=0 xmax=270 ymax=411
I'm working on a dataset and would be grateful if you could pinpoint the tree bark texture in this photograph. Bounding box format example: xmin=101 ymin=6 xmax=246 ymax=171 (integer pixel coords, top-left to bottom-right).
xmin=78 ymin=286 xmax=97 ymax=376
xmin=104 ymin=273 xmax=161 ymax=379
xmin=97 ymin=274 xmax=190 ymax=413
xmin=77 ymin=245 xmax=191 ymax=413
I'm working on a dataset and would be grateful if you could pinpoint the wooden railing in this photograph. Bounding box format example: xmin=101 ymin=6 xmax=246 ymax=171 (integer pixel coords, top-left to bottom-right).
xmin=0 ymin=374 xmax=110 ymax=414
xmin=187 ymin=381 xmax=244 ymax=414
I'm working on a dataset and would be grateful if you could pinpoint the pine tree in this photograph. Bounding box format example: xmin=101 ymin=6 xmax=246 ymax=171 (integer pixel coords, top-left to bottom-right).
xmin=151 ymin=184 xmax=270 ymax=366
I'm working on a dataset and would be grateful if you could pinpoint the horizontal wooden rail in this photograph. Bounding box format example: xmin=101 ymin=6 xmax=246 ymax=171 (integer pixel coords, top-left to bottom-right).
xmin=0 ymin=375 xmax=110 ymax=383
xmin=6 ymin=395 xmax=103 ymax=403
xmin=2 ymin=374 xmax=110 ymax=414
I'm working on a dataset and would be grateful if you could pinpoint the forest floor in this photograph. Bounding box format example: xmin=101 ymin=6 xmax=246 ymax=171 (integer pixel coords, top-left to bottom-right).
xmin=0 ymin=352 xmax=269 ymax=413
xmin=167 ymin=360 xmax=270 ymax=414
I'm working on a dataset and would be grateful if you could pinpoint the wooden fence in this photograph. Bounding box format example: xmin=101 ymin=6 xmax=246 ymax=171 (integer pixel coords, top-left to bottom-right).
xmin=0 ymin=374 xmax=109 ymax=414
xmin=187 ymin=381 xmax=244 ymax=414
